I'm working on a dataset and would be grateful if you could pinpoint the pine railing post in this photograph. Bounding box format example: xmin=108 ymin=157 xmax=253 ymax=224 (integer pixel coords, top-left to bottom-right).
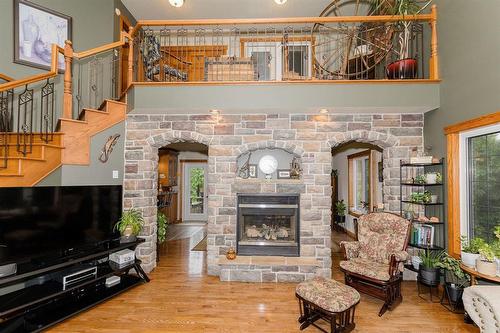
xmin=429 ymin=5 xmax=439 ymax=80
xmin=127 ymin=36 xmax=134 ymax=88
xmin=63 ymin=40 xmax=74 ymax=119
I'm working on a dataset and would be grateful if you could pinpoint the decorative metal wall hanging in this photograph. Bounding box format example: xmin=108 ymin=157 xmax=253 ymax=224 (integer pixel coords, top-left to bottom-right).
xmin=99 ymin=133 xmax=120 ymax=163
xmin=289 ymin=156 xmax=302 ymax=179
xmin=237 ymin=151 xmax=252 ymax=179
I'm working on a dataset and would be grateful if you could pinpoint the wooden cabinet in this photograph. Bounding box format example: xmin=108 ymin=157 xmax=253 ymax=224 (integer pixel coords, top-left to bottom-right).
xmin=158 ymin=149 xmax=178 ymax=188
xmin=158 ymin=149 xmax=179 ymax=223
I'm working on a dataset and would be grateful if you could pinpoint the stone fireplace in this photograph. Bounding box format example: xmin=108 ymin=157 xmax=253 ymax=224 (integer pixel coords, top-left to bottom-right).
xmin=123 ymin=113 xmax=425 ymax=282
xmin=237 ymin=194 xmax=299 ymax=257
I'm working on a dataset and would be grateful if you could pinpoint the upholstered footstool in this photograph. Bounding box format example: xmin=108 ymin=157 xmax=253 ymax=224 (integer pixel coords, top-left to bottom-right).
xmin=296 ymin=277 xmax=360 ymax=333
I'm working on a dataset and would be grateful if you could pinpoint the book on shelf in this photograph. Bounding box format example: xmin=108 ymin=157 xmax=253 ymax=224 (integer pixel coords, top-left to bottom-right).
xmin=411 ymin=224 xmax=435 ymax=247
xmin=409 ymin=156 xmax=434 ymax=164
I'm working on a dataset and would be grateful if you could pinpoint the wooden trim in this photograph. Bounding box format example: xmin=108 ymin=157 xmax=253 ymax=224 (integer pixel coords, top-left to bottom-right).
xmin=429 ymin=5 xmax=439 ymax=80
xmin=347 ymin=150 xmax=371 ymax=216
xmin=134 ymin=14 xmax=433 ymax=28
xmin=73 ymin=40 xmax=125 ymax=59
xmin=444 ymin=111 xmax=500 ymax=135
xmin=130 ymin=79 xmax=440 ymax=87
xmin=444 ymin=110 xmax=500 ymax=258
xmin=446 ymin=132 xmax=460 ymax=258
xmin=0 ymin=44 xmax=62 ymax=92
xmin=0 ymin=74 xmax=14 ymax=82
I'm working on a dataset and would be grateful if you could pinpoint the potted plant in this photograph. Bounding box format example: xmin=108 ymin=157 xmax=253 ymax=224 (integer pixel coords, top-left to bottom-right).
xmin=460 ymin=236 xmax=485 ymax=268
xmin=476 ymin=243 xmax=497 ymax=277
xmin=436 ymin=253 xmax=469 ymax=306
xmin=335 ymin=200 xmax=346 ymax=223
xmin=417 ymin=249 xmax=443 ymax=286
xmin=414 ymin=174 xmax=426 ymax=185
xmin=371 ymin=0 xmax=432 ymax=79
xmin=409 ymin=190 xmax=431 ymax=204
xmin=493 ymin=226 xmax=500 ymax=276
xmin=114 ymin=209 xmax=144 ymax=243
xmin=157 ymin=211 xmax=168 ymax=244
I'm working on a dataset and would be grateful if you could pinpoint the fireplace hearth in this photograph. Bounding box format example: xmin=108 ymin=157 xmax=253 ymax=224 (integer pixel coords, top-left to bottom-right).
xmin=237 ymin=194 xmax=299 ymax=257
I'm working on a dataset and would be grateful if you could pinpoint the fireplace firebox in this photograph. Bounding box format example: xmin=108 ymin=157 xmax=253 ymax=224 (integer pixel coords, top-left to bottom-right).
xmin=237 ymin=194 xmax=299 ymax=257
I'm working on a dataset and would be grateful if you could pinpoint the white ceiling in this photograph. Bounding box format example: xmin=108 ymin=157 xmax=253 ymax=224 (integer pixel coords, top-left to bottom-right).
xmin=121 ymin=0 xmax=334 ymax=20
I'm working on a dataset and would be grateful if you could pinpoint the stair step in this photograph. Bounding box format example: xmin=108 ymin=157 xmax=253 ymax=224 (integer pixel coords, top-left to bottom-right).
xmin=1 ymin=133 xmax=63 ymax=145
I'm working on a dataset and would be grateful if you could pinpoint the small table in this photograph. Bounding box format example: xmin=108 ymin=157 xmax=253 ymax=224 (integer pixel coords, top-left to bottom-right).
xmin=460 ymin=263 xmax=500 ymax=285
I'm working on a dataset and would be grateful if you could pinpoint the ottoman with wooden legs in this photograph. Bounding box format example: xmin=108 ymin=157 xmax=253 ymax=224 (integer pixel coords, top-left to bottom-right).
xmin=296 ymin=277 xmax=360 ymax=333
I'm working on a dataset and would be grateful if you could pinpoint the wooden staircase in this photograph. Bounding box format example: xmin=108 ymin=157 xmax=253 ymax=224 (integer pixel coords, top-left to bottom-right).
xmin=0 ymin=100 xmax=127 ymax=186
xmin=57 ymin=100 xmax=127 ymax=165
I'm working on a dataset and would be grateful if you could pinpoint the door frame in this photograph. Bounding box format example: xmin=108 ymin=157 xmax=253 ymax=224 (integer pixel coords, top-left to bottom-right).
xmin=180 ymin=160 xmax=208 ymax=222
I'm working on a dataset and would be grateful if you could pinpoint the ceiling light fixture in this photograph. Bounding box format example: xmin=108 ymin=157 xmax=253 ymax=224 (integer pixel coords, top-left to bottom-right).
xmin=274 ymin=0 xmax=288 ymax=4
xmin=209 ymin=109 xmax=220 ymax=115
xmin=319 ymin=108 xmax=329 ymax=114
xmin=169 ymin=0 xmax=184 ymax=8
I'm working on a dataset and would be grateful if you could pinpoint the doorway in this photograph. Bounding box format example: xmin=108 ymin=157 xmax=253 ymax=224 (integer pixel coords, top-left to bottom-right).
xmin=182 ymin=162 xmax=208 ymax=222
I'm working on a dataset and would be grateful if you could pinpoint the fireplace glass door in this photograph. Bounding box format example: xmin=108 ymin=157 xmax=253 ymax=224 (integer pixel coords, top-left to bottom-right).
xmin=237 ymin=194 xmax=299 ymax=256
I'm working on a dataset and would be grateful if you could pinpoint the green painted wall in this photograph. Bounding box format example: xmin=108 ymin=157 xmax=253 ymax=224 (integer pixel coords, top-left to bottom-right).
xmin=424 ymin=0 xmax=500 ymax=157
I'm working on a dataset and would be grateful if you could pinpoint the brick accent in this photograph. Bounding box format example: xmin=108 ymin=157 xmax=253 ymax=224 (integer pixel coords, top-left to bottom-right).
xmin=124 ymin=114 xmax=423 ymax=279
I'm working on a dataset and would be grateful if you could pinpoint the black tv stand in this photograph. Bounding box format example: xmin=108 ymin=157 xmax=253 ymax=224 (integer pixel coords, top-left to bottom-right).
xmin=0 ymin=239 xmax=149 ymax=332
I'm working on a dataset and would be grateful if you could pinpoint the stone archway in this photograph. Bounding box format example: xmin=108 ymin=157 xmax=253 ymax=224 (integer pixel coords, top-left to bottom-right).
xmin=327 ymin=129 xmax=412 ymax=213
xmin=124 ymin=129 xmax=215 ymax=273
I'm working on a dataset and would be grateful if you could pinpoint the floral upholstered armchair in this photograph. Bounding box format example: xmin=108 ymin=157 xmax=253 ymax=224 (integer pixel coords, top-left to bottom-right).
xmin=339 ymin=212 xmax=411 ymax=317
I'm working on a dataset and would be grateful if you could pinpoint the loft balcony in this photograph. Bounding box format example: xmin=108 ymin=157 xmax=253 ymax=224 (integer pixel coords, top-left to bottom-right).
xmin=126 ymin=9 xmax=440 ymax=114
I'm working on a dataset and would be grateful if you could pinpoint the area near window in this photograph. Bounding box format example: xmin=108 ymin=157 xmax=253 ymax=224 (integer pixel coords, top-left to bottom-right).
xmin=445 ymin=111 xmax=500 ymax=257
xmin=347 ymin=149 xmax=381 ymax=217
xmin=459 ymin=124 xmax=500 ymax=243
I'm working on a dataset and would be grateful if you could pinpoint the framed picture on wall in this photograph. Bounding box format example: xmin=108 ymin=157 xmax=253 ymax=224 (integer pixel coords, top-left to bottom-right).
xmin=277 ymin=170 xmax=291 ymax=179
xmin=248 ymin=164 xmax=258 ymax=178
xmin=14 ymin=0 xmax=72 ymax=71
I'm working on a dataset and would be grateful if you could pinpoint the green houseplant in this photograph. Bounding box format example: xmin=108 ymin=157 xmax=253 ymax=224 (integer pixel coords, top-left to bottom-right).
xmin=157 ymin=211 xmax=168 ymax=244
xmin=371 ymin=0 xmax=432 ymax=79
xmin=460 ymin=236 xmax=486 ymax=268
xmin=335 ymin=200 xmax=347 ymax=223
xmin=409 ymin=191 xmax=431 ymax=204
xmin=417 ymin=249 xmax=443 ymax=286
xmin=476 ymin=243 xmax=497 ymax=277
xmin=115 ymin=209 xmax=144 ymax=243
xmin=436 ymin=253 xmax=469 ymax=306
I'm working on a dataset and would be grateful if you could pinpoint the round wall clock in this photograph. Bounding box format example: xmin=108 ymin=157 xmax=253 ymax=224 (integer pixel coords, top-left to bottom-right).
xmin=258 ymin=155 xmax=278 ymax=177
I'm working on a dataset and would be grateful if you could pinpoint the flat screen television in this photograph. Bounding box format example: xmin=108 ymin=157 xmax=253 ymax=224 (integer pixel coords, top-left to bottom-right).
xmin=0 ymin=185 xmax=122 ymax=266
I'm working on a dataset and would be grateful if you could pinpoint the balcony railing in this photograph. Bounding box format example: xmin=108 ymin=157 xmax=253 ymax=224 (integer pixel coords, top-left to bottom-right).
xmin=130 ymin=6 xmax=438 ymax=84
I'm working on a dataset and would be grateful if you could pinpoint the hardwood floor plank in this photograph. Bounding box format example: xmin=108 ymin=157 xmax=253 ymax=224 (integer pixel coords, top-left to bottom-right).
xmin=49 ymin=233 xmax=478 ymax=333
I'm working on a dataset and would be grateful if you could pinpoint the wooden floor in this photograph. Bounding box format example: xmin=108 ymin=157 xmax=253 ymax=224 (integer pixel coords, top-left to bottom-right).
xmin=49 ymin=232 xmax=478 ymax=333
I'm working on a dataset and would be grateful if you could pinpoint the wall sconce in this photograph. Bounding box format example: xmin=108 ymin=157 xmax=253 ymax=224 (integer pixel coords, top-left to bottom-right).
xmin=169 ymin=0 xmax=184 ymax=8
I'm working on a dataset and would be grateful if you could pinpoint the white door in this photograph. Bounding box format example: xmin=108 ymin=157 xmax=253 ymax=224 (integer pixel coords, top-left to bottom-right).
xmin=182 ymin=162 xmax=208 ymax=221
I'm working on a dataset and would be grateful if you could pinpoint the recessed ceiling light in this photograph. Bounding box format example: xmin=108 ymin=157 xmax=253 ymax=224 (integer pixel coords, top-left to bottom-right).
xmin=274 ymin=0 xmax=288 ymax=4
xmin=319 ymin=108 xmax=329 ymax=114
xmin=169 ymin=0 xmax=184 ymax=8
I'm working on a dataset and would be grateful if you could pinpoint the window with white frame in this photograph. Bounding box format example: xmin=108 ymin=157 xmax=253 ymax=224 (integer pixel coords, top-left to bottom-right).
xmin=460 ymin=124 xmax=500 ymax=243
xmin=243 ymin=41 xmax=311 ymax=81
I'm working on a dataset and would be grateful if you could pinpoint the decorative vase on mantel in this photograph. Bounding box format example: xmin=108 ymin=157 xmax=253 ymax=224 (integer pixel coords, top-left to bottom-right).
xmin=226 ymin=248 xmax=236 ymax=260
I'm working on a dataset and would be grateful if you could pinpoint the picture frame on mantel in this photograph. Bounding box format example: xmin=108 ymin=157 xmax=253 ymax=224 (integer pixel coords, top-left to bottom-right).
xmin=248 ymin=164 xmax=258 ymax=178
xmin=277 ymin=170 xmax=291 ymax=179
xmin=13 ymin=0 xmax=72 ymax=71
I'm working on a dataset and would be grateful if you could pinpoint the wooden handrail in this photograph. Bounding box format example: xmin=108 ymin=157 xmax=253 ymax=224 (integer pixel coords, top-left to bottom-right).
xmin=0 ymin=44 xmax=61 ymax=93
xmin=131 ymin=13 xmax=434 ymax=36
xmin=0 ymin=74 xmax=14 ymax=82
xmin=73 ymin=40 xmax=126 ymax=59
